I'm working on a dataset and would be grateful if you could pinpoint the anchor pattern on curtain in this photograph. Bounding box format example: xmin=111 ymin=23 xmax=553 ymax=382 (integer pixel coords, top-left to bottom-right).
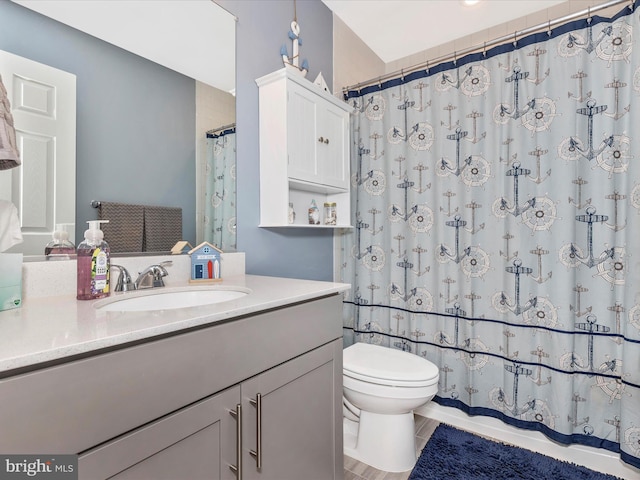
xmin=204 ymin=128 xmax=236 ymax=251
xmin=341 ymin=5 xmax=640 ymax=468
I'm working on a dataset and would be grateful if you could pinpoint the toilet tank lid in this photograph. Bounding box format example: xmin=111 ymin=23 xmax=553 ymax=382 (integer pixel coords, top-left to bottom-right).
xmin=343 ymin=342 xmax=439 ymax=382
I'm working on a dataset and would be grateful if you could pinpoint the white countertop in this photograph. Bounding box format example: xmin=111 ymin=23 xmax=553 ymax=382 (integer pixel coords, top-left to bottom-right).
xmin=0 ymin=274 xmax=350 ymax=375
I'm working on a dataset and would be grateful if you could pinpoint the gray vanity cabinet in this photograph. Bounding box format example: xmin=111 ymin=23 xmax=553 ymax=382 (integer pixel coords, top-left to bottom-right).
xmin=0 ymin=294 xmax=344 ymax=480
xmin=79 ymin=340 xmax=341 ymax=480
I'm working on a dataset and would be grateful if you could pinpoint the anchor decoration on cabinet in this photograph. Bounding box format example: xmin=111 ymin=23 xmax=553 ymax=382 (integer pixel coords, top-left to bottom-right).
xmin=280 ymin=20 xmax=308 ymax=76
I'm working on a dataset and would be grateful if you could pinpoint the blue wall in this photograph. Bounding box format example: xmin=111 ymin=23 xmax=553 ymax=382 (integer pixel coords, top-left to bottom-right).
xmin=0 ymin=0 xmax=196 ymax=246
xmin=218 ymin=0 xmax=336 ymax=281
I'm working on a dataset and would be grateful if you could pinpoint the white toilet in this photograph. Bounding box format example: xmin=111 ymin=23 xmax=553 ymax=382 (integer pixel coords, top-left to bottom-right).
xmin=343 ymin=342 xmax=439 ymax=473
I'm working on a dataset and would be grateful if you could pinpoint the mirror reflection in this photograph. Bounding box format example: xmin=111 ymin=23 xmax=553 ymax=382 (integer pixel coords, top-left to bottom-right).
xmin=205 ymin=124 xmax=236 ymax=252
xmin=0 ymin=0 xmax=236 ymax=257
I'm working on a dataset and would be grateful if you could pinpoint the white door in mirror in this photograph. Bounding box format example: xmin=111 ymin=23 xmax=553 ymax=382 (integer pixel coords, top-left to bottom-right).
xmin=93 ymin=287 xmax=250 ymax=312
xmin=0 ymin=49 xmax=77 ymax=255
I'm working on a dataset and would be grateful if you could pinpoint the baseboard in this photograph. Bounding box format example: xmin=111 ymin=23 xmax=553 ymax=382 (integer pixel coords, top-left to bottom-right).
xmin=415 ymin=402 xmax=639 ymax=480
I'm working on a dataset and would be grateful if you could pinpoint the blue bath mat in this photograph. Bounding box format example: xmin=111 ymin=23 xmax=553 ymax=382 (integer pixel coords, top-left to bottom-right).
xmin=409 ymin=424 xmax=622 ymax=480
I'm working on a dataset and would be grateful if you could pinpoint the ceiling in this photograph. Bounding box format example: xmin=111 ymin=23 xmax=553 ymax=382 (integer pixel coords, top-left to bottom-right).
xmin=12 ymin=0 xmax=571 ymax=91
xmin=321 ymin=0 xmax=568 ymax=63
xmin=12 ymin=0 xmax=236 ymax=92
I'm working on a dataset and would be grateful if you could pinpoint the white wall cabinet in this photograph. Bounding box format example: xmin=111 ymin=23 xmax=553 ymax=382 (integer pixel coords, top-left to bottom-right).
xmin=257 ymin=68 xmax=352 ymax=228
xmin=0 ymin=295 xmax=344 ymax=479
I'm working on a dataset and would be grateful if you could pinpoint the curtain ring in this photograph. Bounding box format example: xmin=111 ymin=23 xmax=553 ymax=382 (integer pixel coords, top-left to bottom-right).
xmin=587 ymin=6 xmax=592 ymax=24
xmin=547 ymin=20 xmax=552 ymax=36
xmin=401 ymin=68 xmax=404 ymax=82
xmin=513 ymin=31 xmax=518 ymax=47
xmin=483 ymin=42 xmax=487 ymax=57
xmin=425 ymin=60 xmax=429 ymax=74
xmin=453 ymin=51 xmax=457 ymax=65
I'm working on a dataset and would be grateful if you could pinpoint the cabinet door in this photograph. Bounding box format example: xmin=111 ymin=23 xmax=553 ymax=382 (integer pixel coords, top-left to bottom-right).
xmin=287 ymin=80 xmax=319 ymax=184
xmin=241 ymin=341 xmax=341 ymax=480
xmin=317 ymin=102 xmax=349 ymax=190
xmin=79 ymin=386 xmax=240 ymax=480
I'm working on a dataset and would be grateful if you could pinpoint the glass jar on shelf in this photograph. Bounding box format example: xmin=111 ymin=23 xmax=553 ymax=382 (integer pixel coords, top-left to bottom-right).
xmin=324 ymin=202 xmax=337 ymax=225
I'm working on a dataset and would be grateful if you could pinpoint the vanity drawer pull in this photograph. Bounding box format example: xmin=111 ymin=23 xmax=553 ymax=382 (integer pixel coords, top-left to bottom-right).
xmin=229 ymin=404 xmax=242 ymax=479
xmin=249 ymin=393 xmax=262 ymax=469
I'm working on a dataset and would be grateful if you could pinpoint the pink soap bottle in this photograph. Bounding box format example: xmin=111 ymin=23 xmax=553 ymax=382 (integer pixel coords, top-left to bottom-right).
xmin=77 ymin=220 xmax=110 ymax=300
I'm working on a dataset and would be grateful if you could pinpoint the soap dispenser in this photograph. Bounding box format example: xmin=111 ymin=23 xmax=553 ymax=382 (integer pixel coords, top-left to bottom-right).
xmin=77 ymin=220 xmax=110 ymax=300
xmin=44 ymin=223 xmax=76 ymax=260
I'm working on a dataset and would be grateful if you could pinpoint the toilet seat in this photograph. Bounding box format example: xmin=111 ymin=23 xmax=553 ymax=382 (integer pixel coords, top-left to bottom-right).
xmin=343 ymin=343 xmax=439 ymax=387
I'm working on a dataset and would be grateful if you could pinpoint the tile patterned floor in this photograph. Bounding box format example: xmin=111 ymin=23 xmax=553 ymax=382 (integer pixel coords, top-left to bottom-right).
xmin=343 ymin=416 xmax=440 ymax=480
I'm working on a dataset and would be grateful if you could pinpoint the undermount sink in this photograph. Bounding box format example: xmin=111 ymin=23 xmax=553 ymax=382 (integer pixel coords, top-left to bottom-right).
xmin=94 ymin=286 xmax=251 ymax=312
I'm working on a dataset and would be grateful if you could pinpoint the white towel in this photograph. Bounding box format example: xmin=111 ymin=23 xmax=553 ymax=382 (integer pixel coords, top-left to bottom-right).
xmin=0 ymin=74 xmax=21 ymax=171
xmin=0 ymin=200 xmax=23 ymax=252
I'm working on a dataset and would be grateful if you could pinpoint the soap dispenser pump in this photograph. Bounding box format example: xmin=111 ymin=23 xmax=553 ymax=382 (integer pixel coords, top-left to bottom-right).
xmin=44 ymin=223 xmax=76 ymax=260
xmin=77 ymin=220 xmax=110 ymax=300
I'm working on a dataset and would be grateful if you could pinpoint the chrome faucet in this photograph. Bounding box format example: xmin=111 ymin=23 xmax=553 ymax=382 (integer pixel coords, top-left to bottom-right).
xmin=134 ymin=261 xmax=172 ymax=289
xmin=111 ymin=264 xmax=135 ymax=292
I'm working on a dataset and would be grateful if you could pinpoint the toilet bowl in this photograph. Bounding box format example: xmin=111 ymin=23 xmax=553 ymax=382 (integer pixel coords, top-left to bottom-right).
xmin=343 ymin=342 xmax=439 ymax=473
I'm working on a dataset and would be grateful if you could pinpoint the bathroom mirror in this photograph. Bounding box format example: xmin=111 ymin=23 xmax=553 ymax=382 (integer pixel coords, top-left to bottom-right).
xmin=0 ymin=0 xmax=236 ymax=257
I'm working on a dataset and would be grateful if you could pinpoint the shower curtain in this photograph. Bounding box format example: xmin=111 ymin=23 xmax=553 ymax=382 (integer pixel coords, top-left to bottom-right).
xmin=341 ymin=4 xmax=640 ymax=468
xmin=204 ymin=127 xmax=236 ymax=252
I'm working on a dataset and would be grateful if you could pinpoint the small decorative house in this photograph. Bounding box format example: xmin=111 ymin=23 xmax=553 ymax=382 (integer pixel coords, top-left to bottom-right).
xmin=171 ymin=240 xmax=193 ymax=255
xmin=189 ymin=241 xmax=223 ymax=283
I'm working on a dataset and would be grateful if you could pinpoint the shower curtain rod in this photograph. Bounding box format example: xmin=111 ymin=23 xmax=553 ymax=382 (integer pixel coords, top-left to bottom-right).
xmin=342 ymin=0 xmax=630 ymax=93
xmin=206 ymin=122 xmax=236 ymax=135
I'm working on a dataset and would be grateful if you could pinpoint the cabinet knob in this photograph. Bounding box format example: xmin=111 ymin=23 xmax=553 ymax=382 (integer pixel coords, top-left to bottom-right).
xmin=318 ymin=137 xmax=329 ymax=144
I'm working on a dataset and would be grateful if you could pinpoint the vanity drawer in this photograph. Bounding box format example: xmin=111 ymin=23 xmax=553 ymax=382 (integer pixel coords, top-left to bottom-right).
xmin=0 ymin=294 xmax=342 ymax=454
